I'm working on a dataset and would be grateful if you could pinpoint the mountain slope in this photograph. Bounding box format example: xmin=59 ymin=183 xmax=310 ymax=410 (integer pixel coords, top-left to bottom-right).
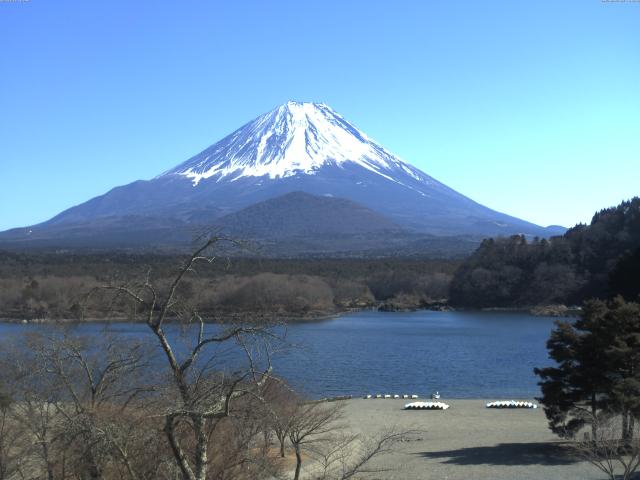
xmin=215 ymin=191 xmax=402 ymax=239
xmin=210 ymin=191 xmax=430 ymax=256
xmin=0 ymin=101 xmax=564 ymax=251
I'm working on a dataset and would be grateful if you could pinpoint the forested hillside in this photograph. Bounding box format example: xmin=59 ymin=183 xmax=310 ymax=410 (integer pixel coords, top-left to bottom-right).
xmin=450 ymin=197 xmax=640 ymax=308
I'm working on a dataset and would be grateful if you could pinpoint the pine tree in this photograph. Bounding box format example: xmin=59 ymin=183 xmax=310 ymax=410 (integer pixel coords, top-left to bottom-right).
xmin=535 ymin=298 xmax=640 ymax=441
xmin=600 ymin=298 xmax=640 ymax=444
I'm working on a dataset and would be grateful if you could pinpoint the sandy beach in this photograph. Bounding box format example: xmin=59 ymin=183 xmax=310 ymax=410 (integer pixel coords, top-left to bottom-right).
xmin=339 ymin=398 xmax=601 ymax=480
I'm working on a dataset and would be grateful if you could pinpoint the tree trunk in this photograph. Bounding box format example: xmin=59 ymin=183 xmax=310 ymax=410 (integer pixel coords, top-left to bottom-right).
xmin=164 ymin=417 xmax=197 ymax=480
xmin=83 ymin=449 xmax=102 ymax=480
xmin=622 ymin=410 xmax=631 ymax=446
xmin=591 ymin=392 xmax=598 ymax=441
xmin=88 ymin=464 xmax=101 ymax=480
xmin=623 ymin=412 xmax=635 ymax=448
xmin=262 ymin=430 xmax=270 ymax=454
xmin=194 ymin=416 xmax=208 ymax=480
xmin=293 ymin=445 xmax=302 ymax=480
xmin=280 ymin=438 xmax=286 ymax=458
xmin=41 ymin=440 xmax=54 ymax=480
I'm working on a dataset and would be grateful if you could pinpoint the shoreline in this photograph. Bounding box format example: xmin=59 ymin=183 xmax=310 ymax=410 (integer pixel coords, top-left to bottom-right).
xmin=0 ymin=302 xmax=579 ymax=325
xmin=0 ymin=311 xmax=346 ymax=325
xmin=0 ymin=303 xmax=439 ymax=325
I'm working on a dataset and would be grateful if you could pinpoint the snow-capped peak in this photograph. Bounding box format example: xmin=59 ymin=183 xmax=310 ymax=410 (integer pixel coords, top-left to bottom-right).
xmin=161 ymin=101 xmax=430 ymax=187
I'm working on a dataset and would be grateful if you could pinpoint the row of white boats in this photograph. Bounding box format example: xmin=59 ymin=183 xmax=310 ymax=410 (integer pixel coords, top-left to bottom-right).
xmin=402 ymin=400 xmax=538 ymax=410
xmin=405 ymin=401 xmax=450 ymax=410
xmin=485 ymin=400 xmax=538 ymax=409
xmin=363 ymin=394 xmax=538 ymax=410
xmin=364 ymin=394 xmax=420 ymax=399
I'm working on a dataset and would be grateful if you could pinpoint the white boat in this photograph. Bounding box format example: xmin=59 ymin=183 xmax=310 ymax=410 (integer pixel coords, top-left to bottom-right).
xmin=486 ymin=400 xmax=537 ymax=409
xmin=404 ymin=401 xmax=450 ymax=410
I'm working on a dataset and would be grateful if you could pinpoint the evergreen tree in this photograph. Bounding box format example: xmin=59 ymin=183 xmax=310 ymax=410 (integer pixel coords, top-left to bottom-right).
xmin=535 ymin=298 xmax=640 ymax=441
xmin=610 ymin=247 xmax=640 ymax=302
xmin=600 ymin=298 xmax=640 ymax=444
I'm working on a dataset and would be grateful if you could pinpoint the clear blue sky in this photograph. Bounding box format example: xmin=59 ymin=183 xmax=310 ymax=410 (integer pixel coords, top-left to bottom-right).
xmin=1 ymin=0 xmax=638 ymax=231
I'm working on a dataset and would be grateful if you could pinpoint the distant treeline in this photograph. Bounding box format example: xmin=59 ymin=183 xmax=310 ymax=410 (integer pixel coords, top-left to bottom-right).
xmin=449 ymin=197 xmax=640 ymax=308
xmin=0 ymin=253 xmax=458 ymax=320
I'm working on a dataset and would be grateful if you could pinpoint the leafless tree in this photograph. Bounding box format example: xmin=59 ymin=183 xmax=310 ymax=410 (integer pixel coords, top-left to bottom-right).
xmin=0 ymin=324 xmax=173 ymax=480
xmin=89 ymin=237 xmax=279 ymax=480
xmin=0 ymin=342 xmax=62 ymax=480
xmin=288 ymin=401 xmax=346 ymax=480
xmin=309 ymin=429 xmax=410 ymax=480
xmin=0 ymin=331 xmax=161 ymax=480
xmin=0 ymin=388 xmax=27 ymax=480
xmin=285 ymin=399 xmax=410 ymax=480
xmin=574 ymin=412 xmax=640 ymax=480
xmin=35 ymin=333 xmax=156 ymax=480
xmin=261 ymin=377 xmax=299 ymax=458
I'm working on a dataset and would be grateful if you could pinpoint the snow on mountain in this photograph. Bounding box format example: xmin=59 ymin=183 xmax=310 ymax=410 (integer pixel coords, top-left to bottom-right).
xmin=161 ymin=101 xmax=431 ymax=193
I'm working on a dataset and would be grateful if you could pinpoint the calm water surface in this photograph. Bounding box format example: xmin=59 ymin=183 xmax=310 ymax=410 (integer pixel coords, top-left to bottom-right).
xmin=0 ymin=310 xmax=558 ymax=399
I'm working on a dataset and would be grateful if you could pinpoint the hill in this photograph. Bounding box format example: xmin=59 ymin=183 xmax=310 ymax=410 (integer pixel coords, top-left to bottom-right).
xmin=449 ymin=197 xmax=640 ymax=308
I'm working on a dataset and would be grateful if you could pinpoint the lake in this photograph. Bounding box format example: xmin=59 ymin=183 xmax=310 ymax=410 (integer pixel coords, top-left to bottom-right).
xmin=0 ymin=310 xmax=559 ymax=399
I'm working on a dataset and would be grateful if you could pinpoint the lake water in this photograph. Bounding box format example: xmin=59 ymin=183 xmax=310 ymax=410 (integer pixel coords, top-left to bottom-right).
xmin=0 ymin=310 xmax=559 ymax=399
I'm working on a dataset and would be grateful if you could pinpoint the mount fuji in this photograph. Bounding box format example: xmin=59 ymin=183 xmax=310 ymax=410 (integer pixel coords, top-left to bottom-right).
xmin=0 ymin=101 xmax=564 ymax=254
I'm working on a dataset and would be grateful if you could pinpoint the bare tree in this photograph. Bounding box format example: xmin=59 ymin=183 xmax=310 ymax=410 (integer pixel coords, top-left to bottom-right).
xmin=286 ymin=399 xmax=410 ymax=480
xmin=0 ymin=343 xmax=61 ymax=480
xmin=261 ymin=377 xmax=299 ymax=458
xmin=38 ymin=333 xmax=155 ymax=480
xmin=90 ymin=237 xmax=278 ymax=480
xmin=288 ymin=401 xmax=346 ymax=480
xmin=0 ymin=388 xmax=27 ymax=480
xmin=0 ymin=327 xmax=168 ymax=480
xmin=310 ymin=429 xmax=410 ymax=480
xmin=574 ymin=412 xmax=640 ymax=480
xmin=8 ymin=331 xmax=158 ymax=480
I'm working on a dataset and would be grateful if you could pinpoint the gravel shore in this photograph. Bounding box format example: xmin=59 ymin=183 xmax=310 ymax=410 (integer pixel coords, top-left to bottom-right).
xmin=340 ymin=398 xmax=601 ymax=479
